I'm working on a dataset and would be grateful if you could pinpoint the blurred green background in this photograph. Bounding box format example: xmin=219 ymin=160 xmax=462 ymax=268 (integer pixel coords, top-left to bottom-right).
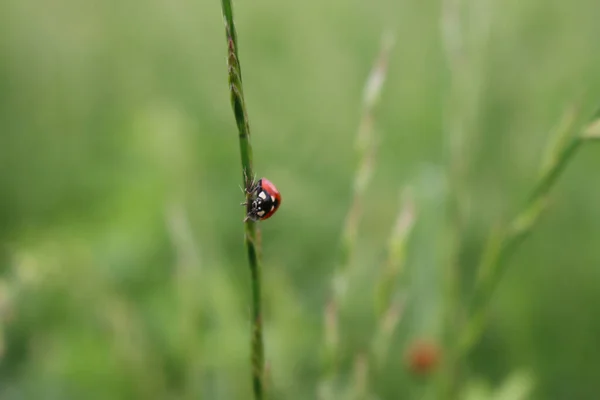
xmin=1 ymin=0 xmax=600 ymax=399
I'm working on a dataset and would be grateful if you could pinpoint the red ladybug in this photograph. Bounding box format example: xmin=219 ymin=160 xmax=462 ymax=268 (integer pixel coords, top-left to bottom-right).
xmin=241 ymin=176 xmax=281 ymax=222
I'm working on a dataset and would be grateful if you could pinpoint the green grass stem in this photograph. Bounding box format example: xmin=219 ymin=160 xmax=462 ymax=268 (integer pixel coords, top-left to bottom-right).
xmin=439 ymin=0 xmax=493 ymax=395
xmin=319 ymin=30 xmax=394 ymax=400
xmin=458 ymin=111 xmax=600 ymax=358
xmin=219 ymin=1 xmax=264 ymax=398
xmin=370 ymin=189 xmax=415 ymax=370
xmin=374 ymin=189 xmax=415 ymax=320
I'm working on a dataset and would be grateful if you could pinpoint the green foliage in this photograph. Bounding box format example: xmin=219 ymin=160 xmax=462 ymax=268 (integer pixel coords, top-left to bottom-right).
xmin=1 ymin=0 xmax=600 ymax=399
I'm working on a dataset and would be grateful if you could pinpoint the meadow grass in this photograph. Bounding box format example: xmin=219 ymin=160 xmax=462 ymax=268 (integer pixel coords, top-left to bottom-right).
xmin=318 ymin=31 xmax=395 ymax=400
xmin=1 ymin=0 xmax=600 ymax=399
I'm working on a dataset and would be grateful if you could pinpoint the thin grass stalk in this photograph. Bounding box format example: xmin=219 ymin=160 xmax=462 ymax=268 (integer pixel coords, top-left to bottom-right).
xmin=319 ymin=31 xmax=394 ymax=400
xmin=165 ymin=201 xmax=205 ymax=391
xmin=347 ymin=353 xmax=369 ymax=400
xmin=439 ymin=0 xmax=494 ymax=396
xmin=583 ymin=114 xmax=600 ymax=139
xmin=439 ymin=0 xmax=467 ymax=396
xmin=219 ymin=1 xmax=264 ymax=398
xmin=370 ymin=189 xmax=415 ymax=370
xmin=458 ymin=111 xmax=600 ymax=357
xmin=340 ymin=190 xmax=415 ymax=399
xmin=375 ymin=189 xmax=416 ymax=320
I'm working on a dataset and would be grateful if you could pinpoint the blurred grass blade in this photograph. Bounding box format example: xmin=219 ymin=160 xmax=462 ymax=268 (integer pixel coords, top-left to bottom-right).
xmin=583 ymin=116 xmax=600 ymax=139
xmin=348 ymin=353 xmax=369 ymax=400
xmin=403 ymin=166 xmax=448 ymax=337
xmin=370 ymin=188 xmax=416 ymax=372
xmin=371 ymin=295 xmax=406 ymax=369
xmin=460 ymin=104 xmax=600 ymax=358
xmin=319 ymin=30 xmax=395 ymax=400
xmin=538 ymin=104 xmax=580 ymax=179
xmin=492 ymin=371 xmax=535 ymax=400
xmin=375 ymin=188 xmax=416 ymax=319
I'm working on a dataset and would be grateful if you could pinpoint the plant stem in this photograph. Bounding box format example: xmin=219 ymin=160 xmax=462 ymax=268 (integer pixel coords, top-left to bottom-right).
xmin=439 ymin=0 xmax=469 ymax=395
xmin=319 ymin=31 xmax=394 ymax=400
xmin=370 ymin=189 xmax=414 ymax=370
xmin=220 ymin=1 xmax=264 ymax=398
xmin=458 ymin=114 xmax=600 ymax=358
xmin=374 ymin=189 xmax=415 ymax=322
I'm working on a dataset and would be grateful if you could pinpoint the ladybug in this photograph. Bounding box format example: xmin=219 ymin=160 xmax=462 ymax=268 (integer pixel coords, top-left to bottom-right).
xmin=241 ymin=176 xmax=281 ymax=222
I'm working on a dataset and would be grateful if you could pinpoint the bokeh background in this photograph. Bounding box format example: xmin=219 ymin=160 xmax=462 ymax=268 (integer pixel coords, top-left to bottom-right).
xmin=1 ymin=0 xmax=600 ymax=399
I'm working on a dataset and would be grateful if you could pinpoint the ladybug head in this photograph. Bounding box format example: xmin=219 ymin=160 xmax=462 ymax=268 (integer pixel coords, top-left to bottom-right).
xmin=242 ymin=178 xmax=281 ymax=222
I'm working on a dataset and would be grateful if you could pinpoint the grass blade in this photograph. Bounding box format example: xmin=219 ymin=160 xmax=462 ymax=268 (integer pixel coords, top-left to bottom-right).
xmin=220 ymin=1 xmax=264 ymax=398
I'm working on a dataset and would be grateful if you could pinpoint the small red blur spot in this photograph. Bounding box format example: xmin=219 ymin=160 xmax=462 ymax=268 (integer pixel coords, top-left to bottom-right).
xmin=405 ymin=339 xmax=440 ymax=376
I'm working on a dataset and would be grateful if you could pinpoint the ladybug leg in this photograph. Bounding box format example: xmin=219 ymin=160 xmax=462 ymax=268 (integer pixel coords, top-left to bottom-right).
xmin=242 ymin=170 xmax=251 ymax=191
xmin=246 ymin=179 xmax=258 ymax=194
xmin=244 ymin=211 xmax=258 ymax=222
xmin=243 ymin=170 xmax=258 ymax=194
